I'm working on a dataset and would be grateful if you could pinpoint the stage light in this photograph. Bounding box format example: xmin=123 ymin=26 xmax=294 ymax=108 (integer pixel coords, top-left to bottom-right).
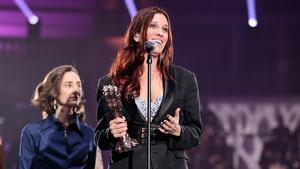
xmin=124 ymin=0 xmax=137 ymax=19
xmin=29 ymin=15 xmax=39 ymax=25
xmin=14 ymin=0 xmax=39 ymax=25
xmin=246 ymin=0 xmax=258 ymax=27
xmin=248 ymin=18 xmax=258 ymax=27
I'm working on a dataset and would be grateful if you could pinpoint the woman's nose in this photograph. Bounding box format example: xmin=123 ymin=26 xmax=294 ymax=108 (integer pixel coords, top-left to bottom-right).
xmin=155 ymin=28 xmax=163 ymax=37
xmin=157 ymin=30 xmax=163 ymax=37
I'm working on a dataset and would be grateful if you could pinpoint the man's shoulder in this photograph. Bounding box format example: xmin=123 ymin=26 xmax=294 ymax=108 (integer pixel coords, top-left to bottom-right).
xmin=21 ymin=119 xmax=45 ymax=134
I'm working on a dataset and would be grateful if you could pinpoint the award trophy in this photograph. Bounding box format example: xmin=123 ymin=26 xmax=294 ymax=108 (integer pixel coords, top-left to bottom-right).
xmin=103 ymin=84 xmax=138 ymax=152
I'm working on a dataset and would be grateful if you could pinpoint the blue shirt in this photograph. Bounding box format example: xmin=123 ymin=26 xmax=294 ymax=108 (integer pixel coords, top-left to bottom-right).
xmin=18 ymin=114 xmax=96 ymax=169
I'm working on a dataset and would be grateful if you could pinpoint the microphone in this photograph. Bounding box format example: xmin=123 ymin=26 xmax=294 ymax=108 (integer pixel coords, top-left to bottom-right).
xmin=144 ymin=40 xmax=156 ymax=53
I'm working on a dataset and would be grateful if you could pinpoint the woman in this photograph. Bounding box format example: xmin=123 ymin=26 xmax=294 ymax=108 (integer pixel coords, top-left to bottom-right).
xmin=95 ymin=7 xmax=202 ymax=169
xmin=18 ymin=65 xmax=96 ymax=169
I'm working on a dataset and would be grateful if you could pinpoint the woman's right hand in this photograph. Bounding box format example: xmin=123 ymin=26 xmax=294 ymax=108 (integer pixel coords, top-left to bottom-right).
xmin=109 ymin=116 xmax=128 ymax=138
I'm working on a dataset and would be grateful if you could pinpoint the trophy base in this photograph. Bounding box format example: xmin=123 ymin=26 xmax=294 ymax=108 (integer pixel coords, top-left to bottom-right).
xmin=115 ymin=134 xmax=139 ymax=153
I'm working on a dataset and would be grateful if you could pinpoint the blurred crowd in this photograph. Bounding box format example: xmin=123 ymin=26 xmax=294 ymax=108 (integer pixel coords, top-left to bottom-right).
xmin=259 ymin=115 xmax=300 ymax=169
xmin=187 ymin=102 xmax=300 ymax=169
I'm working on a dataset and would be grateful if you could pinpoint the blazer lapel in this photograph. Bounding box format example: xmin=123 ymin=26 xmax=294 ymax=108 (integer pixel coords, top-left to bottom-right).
xmin=152 ymin=77 xmax=175 ymax=123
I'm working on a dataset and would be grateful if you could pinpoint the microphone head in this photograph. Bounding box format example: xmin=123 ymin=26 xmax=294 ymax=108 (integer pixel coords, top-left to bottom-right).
xmin=144 ymin=40 xmax=156 ymax=53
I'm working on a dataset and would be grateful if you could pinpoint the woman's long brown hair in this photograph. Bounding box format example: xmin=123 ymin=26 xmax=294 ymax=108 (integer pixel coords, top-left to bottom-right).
xmin=109 ymin=7 xmax=174 ymax=101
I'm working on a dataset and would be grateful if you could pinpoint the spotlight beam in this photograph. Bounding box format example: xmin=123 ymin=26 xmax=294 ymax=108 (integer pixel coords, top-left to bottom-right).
xmin=124 ymin=0 xmax=137 ymax=19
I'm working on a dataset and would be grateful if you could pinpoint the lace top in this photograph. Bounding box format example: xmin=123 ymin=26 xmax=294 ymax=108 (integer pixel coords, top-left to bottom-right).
xmin=134 ymin=96 xmax=163 ymax=121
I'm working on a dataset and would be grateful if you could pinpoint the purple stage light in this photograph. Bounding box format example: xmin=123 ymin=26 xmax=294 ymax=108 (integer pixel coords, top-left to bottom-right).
xmin=246 ymin=0 xmax=258 ymax=27
xmin=14 ymin=0 xmax=39 ymax=25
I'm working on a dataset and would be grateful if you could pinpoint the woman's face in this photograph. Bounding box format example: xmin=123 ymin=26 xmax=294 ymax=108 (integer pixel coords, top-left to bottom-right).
xmin=57 ymin=71 xmax=82 ymax=108
xmin=146 ymin=13 xmax=169 ymax=56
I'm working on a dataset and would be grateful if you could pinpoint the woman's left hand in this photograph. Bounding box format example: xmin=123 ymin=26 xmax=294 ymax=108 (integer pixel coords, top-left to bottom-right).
xmin=159 ymin=108 xmax=181 ymax=136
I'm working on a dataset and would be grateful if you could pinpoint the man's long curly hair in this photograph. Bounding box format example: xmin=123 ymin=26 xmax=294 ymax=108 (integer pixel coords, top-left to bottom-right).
xmin=32 ymin=65 xmax=85 ymax=122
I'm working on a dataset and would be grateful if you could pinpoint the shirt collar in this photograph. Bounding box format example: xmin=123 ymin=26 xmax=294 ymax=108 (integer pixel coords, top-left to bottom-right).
xmin=42 ymin=113 xmax=82 ymax=133
xmin=69 ymin=114 xmax=82 ymax=131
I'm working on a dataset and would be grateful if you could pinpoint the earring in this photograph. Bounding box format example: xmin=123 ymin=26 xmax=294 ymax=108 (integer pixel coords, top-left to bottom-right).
xmin=53 ymin=99 xmax=58 ymax=110
xmin=71 ymin=107 xmax=77 ymax=115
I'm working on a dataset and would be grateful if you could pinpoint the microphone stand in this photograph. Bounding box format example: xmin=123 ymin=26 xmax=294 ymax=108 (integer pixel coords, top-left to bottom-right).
xmin=146 ymin=53 xmax=152 ymax=169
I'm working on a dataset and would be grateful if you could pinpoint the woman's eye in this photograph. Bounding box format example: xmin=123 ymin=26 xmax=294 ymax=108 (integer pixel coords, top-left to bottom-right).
xmin=149 ymin=24 xmax=157 ymax=28
xmin=162 ymin=27 xmax=168 ymax=33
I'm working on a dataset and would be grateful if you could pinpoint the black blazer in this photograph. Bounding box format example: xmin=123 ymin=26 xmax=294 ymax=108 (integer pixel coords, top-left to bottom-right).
xmin=95 ymin=65 xmax=202 ymax=169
